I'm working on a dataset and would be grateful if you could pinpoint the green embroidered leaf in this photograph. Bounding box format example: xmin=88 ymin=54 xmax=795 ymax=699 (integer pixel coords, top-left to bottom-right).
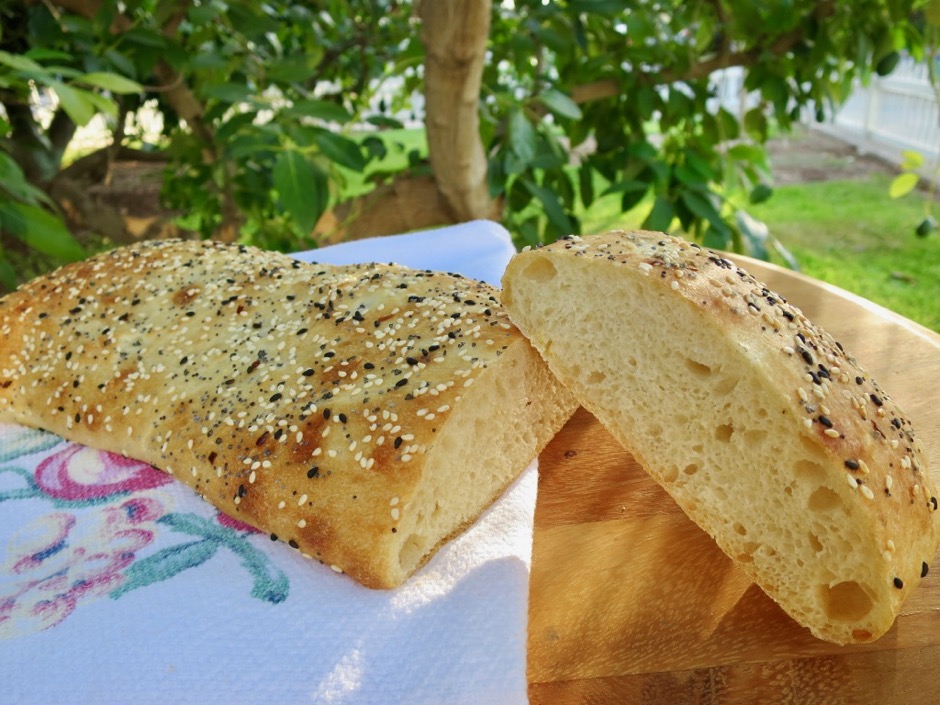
xmin=0 ymin=427 xmax=63 ymax=461
xmin=226 ymin=537 xmax=290 ymax=603
xmin=111 ymin=539 xmax=218 ymax=598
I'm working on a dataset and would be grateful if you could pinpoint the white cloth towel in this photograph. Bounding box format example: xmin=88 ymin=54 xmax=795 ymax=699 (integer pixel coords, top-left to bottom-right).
xmin=0 ymin=221 xmax=533 ymax=704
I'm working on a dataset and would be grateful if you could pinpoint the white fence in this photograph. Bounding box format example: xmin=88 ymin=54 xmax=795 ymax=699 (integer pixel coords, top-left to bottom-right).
xmin=711 ymin=59 xmax=940 ymax=172
xmin=817 ymin=56 xmax=940 ymax=165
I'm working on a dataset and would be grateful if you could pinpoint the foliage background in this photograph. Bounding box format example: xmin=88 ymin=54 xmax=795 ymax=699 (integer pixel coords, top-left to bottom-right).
xmin=1 ymin=0 xmax=938 ymax=298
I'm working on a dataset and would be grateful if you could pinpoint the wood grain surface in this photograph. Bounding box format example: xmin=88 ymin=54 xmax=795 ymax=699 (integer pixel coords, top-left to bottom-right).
xmin=527 ymin=255 xmax=940 ymax=705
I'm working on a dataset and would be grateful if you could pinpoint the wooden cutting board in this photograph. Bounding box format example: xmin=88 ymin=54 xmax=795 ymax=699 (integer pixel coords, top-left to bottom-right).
xmin=527 ymin=255 xmax=940 ymax=705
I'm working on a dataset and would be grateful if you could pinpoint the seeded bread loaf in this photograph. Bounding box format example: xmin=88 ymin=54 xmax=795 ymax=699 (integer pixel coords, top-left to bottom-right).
xmin=502 ymin=229 xmax=940 ymax=644
xmin=0 ymin=239 xmax=577 ymax=589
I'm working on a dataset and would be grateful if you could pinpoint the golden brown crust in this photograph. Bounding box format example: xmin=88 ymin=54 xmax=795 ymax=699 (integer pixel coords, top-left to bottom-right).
xmin=0 ymin=239 xmax=575 ymax=588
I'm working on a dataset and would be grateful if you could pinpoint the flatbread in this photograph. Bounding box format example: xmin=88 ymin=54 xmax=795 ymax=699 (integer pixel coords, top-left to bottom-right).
xmin=0 ymin=238 xmax=576 ymax=588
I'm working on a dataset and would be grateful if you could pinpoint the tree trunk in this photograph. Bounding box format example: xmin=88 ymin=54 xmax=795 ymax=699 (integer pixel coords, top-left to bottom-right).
xmin=418 ymin=0 xmax=497 ymax=223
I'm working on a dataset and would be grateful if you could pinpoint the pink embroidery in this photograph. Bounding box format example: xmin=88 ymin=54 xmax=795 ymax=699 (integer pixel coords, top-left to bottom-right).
xmin=34 ymin=445 xmax=171 ymax=501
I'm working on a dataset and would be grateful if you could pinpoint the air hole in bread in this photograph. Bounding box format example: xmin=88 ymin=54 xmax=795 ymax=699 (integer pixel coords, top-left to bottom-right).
xmin=808 ymin=486 xmax=843 ymax=513
xmin=809 ymin=531 xmax=824 ymax=553
xmin=742 ymin=540 xmax=761 ymax=557
xmin=822 ymin=581 xmax=874 ymax=622
xmin=714 ymin=375 xmax=740 ymax=396
xmin=587 ymin=370 xmax=606 ymax=384
xmin=715 ymin=423 xmax=734 ymax=442
xmin=733 ymin=522 xmax=748 ymax=536
xmin=521 ymin=256 xmax=557 ymax=283
xmin=685 ymin=358 xmax=712 ymax=376
xmin=794 ymin=459 xmax=827 ymax=483
xmin=683 ymin=463 xmax=699 ymax=476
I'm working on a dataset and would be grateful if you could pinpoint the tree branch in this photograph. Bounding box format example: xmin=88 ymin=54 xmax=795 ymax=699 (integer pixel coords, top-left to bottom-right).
xmin=571 ymin=0 xmax=836 ymax=105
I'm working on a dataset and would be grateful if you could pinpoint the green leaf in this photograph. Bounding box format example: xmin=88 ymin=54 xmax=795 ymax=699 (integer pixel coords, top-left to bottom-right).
xmin=2 ymin=203 xmax=86 ymax=260
xmin=286 ymin=99 xmax=353 ymax=124
xmin=50 ymin=81 xmax=98 ymax=126
xmin=265 ymin=55 xmax=315 ymax=83
xmin=579 ymin=165 xmax=595 ymax=208
xmin=366 ymin=115 xmax=404 ymax=130
xmin=602 ymin=179 xmax=648 ymax=196
xmin=539 ymin=88 xmax=582 ymax=120
xmin=508 ymin=108 xmax=537 ymax=165
xmin=203 ymin=83 xmax=254 ymax=104
xmin=901 ymin=150 xmax=925 ymax=171
xmin=0 ymin=152 xmax=51 ymax=205
xmin=24 ymin=48 xmax=73 ymax=62
xmin=680 ymin=190 xmax=724 ymax=229
xmin=522 ymin=178 xmax=574 ymax=235
xmin=76 ymin=71 xmax=142 ymax=94
xmin=875 ymin=51 xmax=900 ymax=77
xmin=643 ymin=196 xmax=674 ymax=231
xmin=749 ymin=184 xmax=774 ymax=204
xmin=313 ymin=131 xmax=367 ymax=172
xmin=743 ymin=108 xmax=768 ymax=142
xmin=889 ymin=172 xmax=919 ymax=199
xmin=0 ymin=50 xmax=44 ymax=74
xmin=361 ymin=135 xmax=388 ymax=160
xmin=273 ymin=150 xmax=328 ymax=236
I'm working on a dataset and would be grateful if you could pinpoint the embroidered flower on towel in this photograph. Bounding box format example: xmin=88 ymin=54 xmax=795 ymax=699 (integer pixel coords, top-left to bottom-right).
xmin=0 ymin=498 xmax=160 ymax=638
xmin=0 ymin=434 xmax=290 ymax=639
xmin=34 ymin=444 xmax=172 ymax=501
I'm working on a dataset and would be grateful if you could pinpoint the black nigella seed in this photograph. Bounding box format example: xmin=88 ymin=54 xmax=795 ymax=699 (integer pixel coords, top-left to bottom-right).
xmin=307 ymin=466 xmax=319 ymax=479
xmin=856 ymin=376 xmax=864 ymax=385
xmin=395 ymin=378 xmax=408 ymax=388
xmin=870 ymin=393 xmax=884 ymax=407
xmin=922 ymin=562 xmax=930 ymax=578
xmin=893 ymin=577 xmax=904 ymax=589
xmin=269 ymin=392 xmax=282 ymax=402
xmin=818 ymin=415 xmax=833 ymax=428
xmin=845 ymin=459 xmax=860 ymax=471
xmin=288 ymin=539 xmax=299 ymax=549
xmin=800 ymin=349 xmax=814 ymax=365
xmin=302 ymin=368 xmax=315 ymax=377
xmin=323 ymin=408 xmax=331 ymax=420
xmin=297 ymin=328 xmax=308 ymax=335
xmin=237 ymin=484 xmax=246 ymax=498
xmin=406 ymin=357 xmax=418 ymax=366
xmin=394 ymin=436 xmax=403 ymax=449
xmin=338 ymin=413 xmax=347 ymax=424
xmin=364 ymin=362 xmax=375 ymax=370
xmin=270 ymin=533 xmax=278 ymax=542
xmin=255 ymin=431 xmax=269 ymax=446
